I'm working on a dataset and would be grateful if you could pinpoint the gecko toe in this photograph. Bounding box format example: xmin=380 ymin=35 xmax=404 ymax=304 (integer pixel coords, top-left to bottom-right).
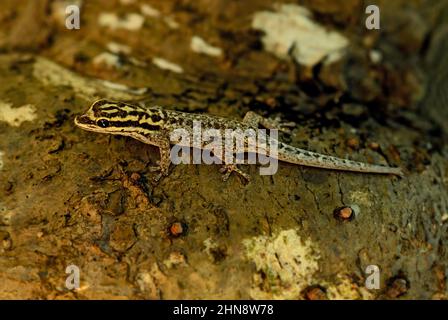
xmin=220 ymin=164 xmax=250 ymax=183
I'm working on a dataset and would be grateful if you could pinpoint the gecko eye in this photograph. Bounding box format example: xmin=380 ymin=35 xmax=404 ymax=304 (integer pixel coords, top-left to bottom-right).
xmin=96 ymin=119 xmax=110 ymax=128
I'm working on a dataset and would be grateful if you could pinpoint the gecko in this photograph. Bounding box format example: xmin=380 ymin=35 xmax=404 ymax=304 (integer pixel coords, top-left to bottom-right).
xmin=74 ymin=99 xmax=404 ymax=181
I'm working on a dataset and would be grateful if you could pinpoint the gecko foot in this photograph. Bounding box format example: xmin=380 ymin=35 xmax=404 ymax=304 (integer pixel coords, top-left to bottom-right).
xmin=268 ymin=116 xmax=296 ymax=133
xmin=243 ymin=111 xmax=295 ymax=133
xmin=219 ymin=164 xmax=251 ymax=182
xmin=148 ymin=165 xmax=170 ymax=182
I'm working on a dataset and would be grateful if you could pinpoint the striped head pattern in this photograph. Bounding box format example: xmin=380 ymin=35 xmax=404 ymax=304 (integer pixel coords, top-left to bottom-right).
xmin=74 ymin=99 xmax=165 ymax=135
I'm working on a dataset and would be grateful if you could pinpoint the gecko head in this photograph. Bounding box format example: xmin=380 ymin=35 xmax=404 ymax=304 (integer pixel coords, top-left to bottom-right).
xmin=75 ymin=99 xmax=137 ymax=133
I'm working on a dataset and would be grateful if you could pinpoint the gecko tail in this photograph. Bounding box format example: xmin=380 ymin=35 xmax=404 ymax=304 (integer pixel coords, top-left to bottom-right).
xmin=276 ymin=142 xmax=404 ymax=177
xmin=377 ymin=165 xmax=404 ymax=177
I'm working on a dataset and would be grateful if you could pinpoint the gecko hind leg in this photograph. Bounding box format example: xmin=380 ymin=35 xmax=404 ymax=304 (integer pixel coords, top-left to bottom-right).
xmin=243 ymin=111 xmax=295 ymax=133
xmin=219 ymin=164 xmax=251 ymax=182
xmin=214 ymin=151 xmax=251 ymax=182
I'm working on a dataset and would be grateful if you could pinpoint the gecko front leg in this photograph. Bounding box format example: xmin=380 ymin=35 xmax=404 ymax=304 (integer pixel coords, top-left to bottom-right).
xmin=157 ymin=142 xmax=171 ymax=176
xmin=139 ymin=132 xmax=171 ymax=181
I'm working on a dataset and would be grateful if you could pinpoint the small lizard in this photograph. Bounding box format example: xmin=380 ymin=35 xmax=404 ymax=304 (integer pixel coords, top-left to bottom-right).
xmin=74 ymin=99 xmax=404 ymax=181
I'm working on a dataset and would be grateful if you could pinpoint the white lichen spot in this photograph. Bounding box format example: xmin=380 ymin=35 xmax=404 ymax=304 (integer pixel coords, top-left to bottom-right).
xmin=324 ymin=274 xmax=374 ymax=300
xmin=442 ymin=213 xmax=448 ymax=223
xmin=98 ymin=12 xmax=145 ymax=31
xmin=203 ymin=237 xmax=219 ymax=260
xmin=163 ymin=251 xmax=187 ymax=269
xmin=33 ymin=57 xmax=147 ymax=100
xmin=140 ymin=4 xmax=160 ymax=18
xmin=350 ymin=204 xmax=361 ymax=218
xmin=152 ymin=57 xmax=183 ymax=73
xmin=243 ymin=229 xmax=320 ymax=299
xmin=100 ymin=80 xmax=147 ymax=95
xmin=369 ymin=50 xmax=382 ymax=64
xmin=191 ymin=36 xmax=223 ymax=57
xmin=0 ymin=102 xmax=37 ymax=127
xmin=0 ymin=207 xmax=13 ymax=226
xmin=252 ymin=4 xmax=349 ymax=67
xmin=349 ymin=191 xmax=371 ymax=207
xmin=104 ymin=43 xmax=147 ymax=67
xmin=163 ymin=16 xmax=179 ymax=29
xmin=93 ymin=52 xmax=122 ymax=69
xmin=136 ymin=263 xmax=169 ymax=299
xmin=107 ymin=42 xmax=132 ymax=54
xmin=105 ymin=43 xmax=147 ymax=67
xmin=136 ymin=272 xmax=157 ymax=297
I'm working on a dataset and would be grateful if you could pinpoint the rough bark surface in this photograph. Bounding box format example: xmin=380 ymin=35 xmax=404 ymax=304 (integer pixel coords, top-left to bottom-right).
xmin=0 ymin=0 xmax=447 ymax=299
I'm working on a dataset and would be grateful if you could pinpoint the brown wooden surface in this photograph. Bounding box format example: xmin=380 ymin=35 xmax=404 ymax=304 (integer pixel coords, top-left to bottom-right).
xmin=0 ymin=0 xmax=447 ymax=299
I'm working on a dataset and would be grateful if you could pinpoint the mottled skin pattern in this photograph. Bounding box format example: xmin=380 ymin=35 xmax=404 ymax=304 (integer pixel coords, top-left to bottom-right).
xmin=74 ymin=99 xmax=404 ymax=181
